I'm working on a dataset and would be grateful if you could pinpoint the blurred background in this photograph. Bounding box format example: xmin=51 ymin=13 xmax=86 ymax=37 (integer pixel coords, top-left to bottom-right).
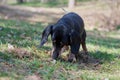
xmin=0 ymin=0 xmax=120 ymax=31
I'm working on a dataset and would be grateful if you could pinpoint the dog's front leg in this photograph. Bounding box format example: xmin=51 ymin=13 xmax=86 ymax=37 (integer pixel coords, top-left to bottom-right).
xmin=52 ymin=47 xmax=61 ymax=60
xmin=68 ymin=43 xmax=80 ymax=62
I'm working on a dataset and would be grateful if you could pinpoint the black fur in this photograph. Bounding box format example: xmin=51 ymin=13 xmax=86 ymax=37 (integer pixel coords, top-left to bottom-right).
xmin=40 ymin=12 xmax=87 ymax=61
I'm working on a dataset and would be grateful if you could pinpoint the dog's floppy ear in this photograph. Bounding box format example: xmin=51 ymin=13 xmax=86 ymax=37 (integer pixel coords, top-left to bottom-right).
xmin=39 ymin=25 xmax=53 ymax=47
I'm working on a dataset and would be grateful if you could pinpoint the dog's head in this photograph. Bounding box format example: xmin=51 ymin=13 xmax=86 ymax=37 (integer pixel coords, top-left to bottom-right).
xmin=40 ymin=24 xmax=69 ymax=48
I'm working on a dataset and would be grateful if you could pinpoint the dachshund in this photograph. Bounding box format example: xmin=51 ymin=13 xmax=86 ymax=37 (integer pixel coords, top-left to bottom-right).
xmin=39 ymin=12 xmax=87 ymax=62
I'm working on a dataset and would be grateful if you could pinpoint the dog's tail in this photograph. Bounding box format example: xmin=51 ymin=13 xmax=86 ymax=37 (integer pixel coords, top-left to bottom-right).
xmin=61 ymin=8 xmax=68 ymax=14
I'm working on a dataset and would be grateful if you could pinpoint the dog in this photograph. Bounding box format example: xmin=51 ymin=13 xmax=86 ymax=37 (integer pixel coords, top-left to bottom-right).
xmin=39 ymin=12 xmax=87 ymax=62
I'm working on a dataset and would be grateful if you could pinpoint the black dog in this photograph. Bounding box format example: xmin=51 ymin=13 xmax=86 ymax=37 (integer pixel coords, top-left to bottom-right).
xmin=40 ymin=12 xmax=87 ymax=62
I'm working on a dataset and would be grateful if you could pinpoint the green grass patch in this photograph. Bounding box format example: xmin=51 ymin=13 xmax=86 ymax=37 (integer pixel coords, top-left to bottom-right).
xmin=10 ymin=0 xmax=92 ymax=7
xmin=116 ymin=25 xmax=120 ymax=30
xmin=11 ymin=0 xmax=68 ymax=7
xmin=0 ymin=18 xmax=120 ymax=80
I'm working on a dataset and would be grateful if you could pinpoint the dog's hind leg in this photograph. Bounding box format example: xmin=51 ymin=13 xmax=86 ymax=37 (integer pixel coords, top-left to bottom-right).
xmin=81 ymin=41 xmax=87 ymax=52
xmin=81 ymin=30 xmax=88 ymax=53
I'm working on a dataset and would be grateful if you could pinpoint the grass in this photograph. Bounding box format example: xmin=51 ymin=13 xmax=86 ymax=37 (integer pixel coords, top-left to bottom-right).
xmin=11 ymin=0 xmax=68 ymax=7
xmin=10 ymin=0 xmax=92 ymax=7
xmin=0 ymin=18 xmax=120 ymax=80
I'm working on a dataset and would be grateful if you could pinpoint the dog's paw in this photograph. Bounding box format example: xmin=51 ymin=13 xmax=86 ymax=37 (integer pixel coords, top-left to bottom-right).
xmin=68 ymin=53 xmax=76 ymax=62
xmin=51 ymin=59 xmax=56 ymax=64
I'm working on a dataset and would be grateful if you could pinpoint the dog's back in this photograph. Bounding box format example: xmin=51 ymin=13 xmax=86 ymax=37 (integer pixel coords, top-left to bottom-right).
xmin=57 ymin=12 xmax=84 ymax=33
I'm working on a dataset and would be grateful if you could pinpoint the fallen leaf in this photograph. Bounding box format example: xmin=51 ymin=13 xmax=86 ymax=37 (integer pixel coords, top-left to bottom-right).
xmin=8 ymin=44 xmax=14 ymax=50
